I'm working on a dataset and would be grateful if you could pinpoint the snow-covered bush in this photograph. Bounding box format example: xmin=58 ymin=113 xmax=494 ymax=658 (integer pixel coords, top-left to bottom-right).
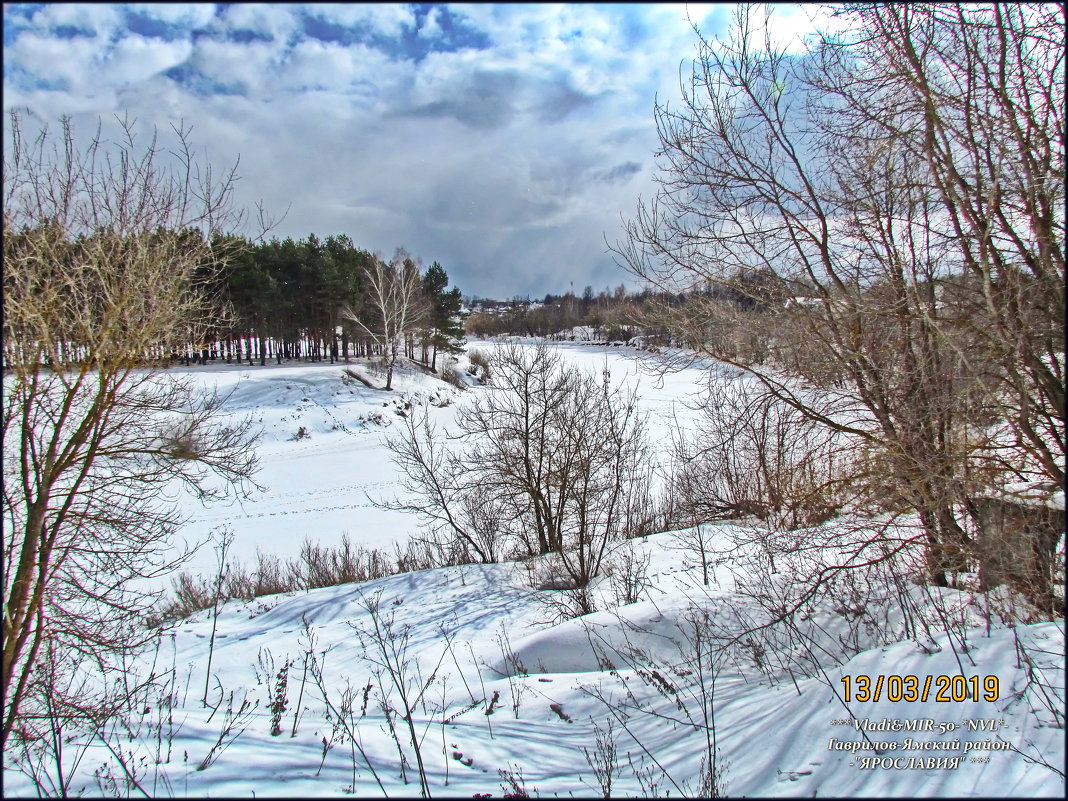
xmin=466 ymin=347 xmax=492 ymax=382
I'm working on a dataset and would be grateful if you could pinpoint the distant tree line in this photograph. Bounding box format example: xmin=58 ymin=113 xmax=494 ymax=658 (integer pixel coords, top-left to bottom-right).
xmin=186 ymin=233 xmax=465 ymax=372
xmin=464 ymin=284 xmax=676 ymax=342
xmin=462 ymin=280 xmax=777 ymax=348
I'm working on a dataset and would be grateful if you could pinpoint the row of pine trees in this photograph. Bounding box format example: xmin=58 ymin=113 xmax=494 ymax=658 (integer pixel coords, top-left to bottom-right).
xmin=191 ymin=233 xmax=465 ymax=372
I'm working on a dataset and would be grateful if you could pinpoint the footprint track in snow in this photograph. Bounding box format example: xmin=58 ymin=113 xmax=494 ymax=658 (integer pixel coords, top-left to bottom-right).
xmin=194 ymin=500 xmax=380 ymax=522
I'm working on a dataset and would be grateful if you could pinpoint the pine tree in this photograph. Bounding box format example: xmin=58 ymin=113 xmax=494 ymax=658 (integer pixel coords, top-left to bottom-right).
xmin=422 ymin=262 xmax=465 ymax=372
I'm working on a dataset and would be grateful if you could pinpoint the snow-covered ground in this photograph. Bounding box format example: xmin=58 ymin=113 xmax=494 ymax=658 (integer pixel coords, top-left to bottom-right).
xmin=157 ymin=340 xmax=715 ymax=580
xmin=151 ymin=357 xmax=471 ymax=580
xmin=4 ymin=341 xmax=1064 ymax=797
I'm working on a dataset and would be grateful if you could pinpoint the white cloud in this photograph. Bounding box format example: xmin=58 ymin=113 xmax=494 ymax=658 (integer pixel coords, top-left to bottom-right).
xmin=125 ymin=4 xmax=218 ymax=29
xmin=765 ymin=3 xmax=848 ymax=54
xmin=7 ymin=32 xmax=106 ymax=86
xmin=29 ymin=3 xmax=122 ymax=35
xmin=304 ymin=4 xmax=417 ymax=37
xmin=418 ymin=6 xmax=443 ymax=40
xmin=219 ymin=3 xmax=301 ymax=41
xmin=656 ymin=3 xmax=723 ymax=28
xmin=99 ymin=34 xmax=194 ymax=85
xmin=7 ymin=29 xmax=193 ymax=101
xmin=448 ymin=4 xmax=616 ymax=51
xmin=280 ymin=40 xmax=410 ymax=98
xmin=187 ymin=38 xmax=284 ymax=95
xmin=2 ymin=85 xmax=119 ymax=117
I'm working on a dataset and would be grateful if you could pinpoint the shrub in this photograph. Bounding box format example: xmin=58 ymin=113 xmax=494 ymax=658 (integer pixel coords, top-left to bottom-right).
xmin=466 ymin=348 xmax=491 ymax=382
xmin=151 ymin=533 xmax=468 ymax=625
xmin=440 ymin=364 xmax=468 ymax=391
xmin=668 ymin=369 xmax=851 ymax=532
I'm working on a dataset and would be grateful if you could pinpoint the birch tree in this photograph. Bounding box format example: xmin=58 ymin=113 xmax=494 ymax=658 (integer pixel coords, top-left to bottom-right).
xmin=343 ymin=250 xmax=428 ymax=390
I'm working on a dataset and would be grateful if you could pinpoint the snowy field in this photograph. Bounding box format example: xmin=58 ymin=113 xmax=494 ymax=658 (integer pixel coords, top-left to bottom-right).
xmin=157 ymin=340 xmax=714 ymax=580
xmin=4 ymin=340 xmax=1064 ymax=797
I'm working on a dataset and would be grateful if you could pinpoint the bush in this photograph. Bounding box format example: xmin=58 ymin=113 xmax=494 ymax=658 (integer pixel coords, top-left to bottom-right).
xmin=385 ymin=342 xmax=653 ymax=593
xmin=608 ymin=540 xmax=653 ymax=606
xmin=440 ymin=364 xmax=468 ymax=391
xmin=297 ymin=535 xmax=391 ymax=589
xmin=466 ymin=348 xmax=491 ymax=382
xmin=668 ymin=369 xmax=851 ymax=532
xmin=151 ymin=533 xmax=470 ymax=625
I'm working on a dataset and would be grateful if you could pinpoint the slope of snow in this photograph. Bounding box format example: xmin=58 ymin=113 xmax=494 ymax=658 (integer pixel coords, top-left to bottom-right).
xmin=4 ymin=344 xmax=1063 ymax=797
xmin=5 ymin=527 xmax=1062 ymax=797
xmin=157 ymin=342 xmax=715 ymax=580
xmin=153 ymin=358 xmax=470 ymax=579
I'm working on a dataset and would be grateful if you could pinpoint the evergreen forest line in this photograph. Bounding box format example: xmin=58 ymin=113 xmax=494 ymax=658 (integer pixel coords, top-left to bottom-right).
xmin=184 ymin=233 xmax=465 ymax=372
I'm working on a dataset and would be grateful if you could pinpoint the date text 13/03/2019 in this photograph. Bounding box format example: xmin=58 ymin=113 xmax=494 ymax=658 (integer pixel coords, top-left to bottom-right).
xmin=840 ymin=675 xmax=999 ymax=703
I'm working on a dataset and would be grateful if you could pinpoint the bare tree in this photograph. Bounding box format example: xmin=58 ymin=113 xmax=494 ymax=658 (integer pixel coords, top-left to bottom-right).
xmin=342 ymin=250 xmax=428 ymax=390
xmin=811 ymin=2 xmax=1065 ymax=603
xmin=816 ymin=3 xmax=1064 ymax=492
xmin=382 ymin=342 xmax=653 ymax=590
xmin=669 ymin=368 xmax=855 ymax=533
xmin=2 ymin=112 xmax=261 ymax=757
xmin=381 ymin=408 xmax=507 ymax=564
xmin=613 ymin=4 xmax=1063 ymax=602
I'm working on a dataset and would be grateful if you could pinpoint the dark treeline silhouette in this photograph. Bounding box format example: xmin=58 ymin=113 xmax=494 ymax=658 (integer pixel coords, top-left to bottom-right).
xmin=463 ymin=281 xmax=776 ymax=348
xmin=179 ymin=233 xmax=464 ymax=371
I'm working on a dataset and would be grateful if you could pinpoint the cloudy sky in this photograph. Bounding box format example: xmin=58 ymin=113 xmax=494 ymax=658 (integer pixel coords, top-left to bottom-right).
xmin=3 ymin=3 xmax=830 ymax=298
